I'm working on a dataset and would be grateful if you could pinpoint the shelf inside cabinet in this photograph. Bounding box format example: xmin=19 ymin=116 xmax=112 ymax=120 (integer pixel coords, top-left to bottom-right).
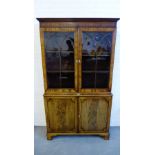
xmin=82 ymin=54 xmax=110 ymax=57
xmin=46 ymin=50 xmax=74 ymax=53
xmin=47 ymin=70 xmax=74 ymax=73
xmin=82 ymin=71 xmax=109 ymax=73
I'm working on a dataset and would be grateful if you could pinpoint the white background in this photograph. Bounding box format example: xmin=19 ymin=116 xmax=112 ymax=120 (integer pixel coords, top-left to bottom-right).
xmin=34 ymin=0 xmax=120 ymax=126
xmin=0 ymin=0 xmax=155 ymax=155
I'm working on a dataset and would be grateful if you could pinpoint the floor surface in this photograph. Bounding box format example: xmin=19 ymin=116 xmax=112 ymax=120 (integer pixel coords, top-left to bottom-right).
xmin=34 ymin=126 xmax=120 ymax=155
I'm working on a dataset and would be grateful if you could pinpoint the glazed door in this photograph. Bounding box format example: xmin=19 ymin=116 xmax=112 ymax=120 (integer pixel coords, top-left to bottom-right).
xmin=79 ymin=96 xmax=112 ymax=132
xmin=45 ymin=97 xmax=77 ymax=132
xmin=40 ymin=28 xmax=78 ymax=92
xmin=78 ymin=28 xmax=116 ymax=92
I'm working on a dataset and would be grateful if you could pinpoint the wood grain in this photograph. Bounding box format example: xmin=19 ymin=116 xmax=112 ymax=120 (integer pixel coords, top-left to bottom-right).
xmin=45 ymin=96 xmax=77 ymax=133
xmin=40 ymin=28 xmax=48 ymax=90
xmin=109 ymin=29 xmax=117 ymax=90
xmin=79 ymin=96 xmax=111 ymax=132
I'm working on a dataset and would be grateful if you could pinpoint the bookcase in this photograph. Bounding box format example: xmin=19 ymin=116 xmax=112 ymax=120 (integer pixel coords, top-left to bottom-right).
xmin=37 ymin=18 xmax=119 ymax=140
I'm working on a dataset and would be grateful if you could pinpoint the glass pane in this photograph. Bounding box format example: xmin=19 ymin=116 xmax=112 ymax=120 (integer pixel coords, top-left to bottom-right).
xmin=82 ymin=73 xmax=95 ymax=88
xmin=47 ymin=73 xmax=60 ymax=88
xmin=61 ymin=73 xmax=74 ymax=88
xmin=96 ymin=56 xmax=111 ymax=71
xmin=61 ymin=51 xmax=74 ymax=71
xmin=46 ymin=52 xmax=60 ymax=71
xmin=82 ymin=56 xmax=96 ymax=71
xmin=96 ymin=73 xmax=109 ymax=88
xmin=44 ymin=32 xmax=74 ymax=88
xmin=82 ymin=32 xmax=112 ymax=89
xmin=82 ymin=32 xmax=112 ymax=56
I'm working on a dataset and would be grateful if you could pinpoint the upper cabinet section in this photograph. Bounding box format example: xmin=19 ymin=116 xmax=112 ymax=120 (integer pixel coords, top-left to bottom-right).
xmin=38 ymin=18 xmax=119 ymax=93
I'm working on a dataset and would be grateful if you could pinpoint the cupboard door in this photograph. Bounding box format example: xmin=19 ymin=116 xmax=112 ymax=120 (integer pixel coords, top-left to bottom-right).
xmin=79 ymin=97 xmax=112 ymax=132
xmin=45 ymin=97 xmax=77 ymax=132
xmin=79 ymin=28 xmax=116 ymax=92
xmin=40 ymin=28 xmax=78 ymax=92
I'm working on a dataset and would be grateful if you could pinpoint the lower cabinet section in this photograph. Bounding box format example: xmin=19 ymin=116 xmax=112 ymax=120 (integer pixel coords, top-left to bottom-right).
xmin=44 ymin=95 xmax=112 ymax=140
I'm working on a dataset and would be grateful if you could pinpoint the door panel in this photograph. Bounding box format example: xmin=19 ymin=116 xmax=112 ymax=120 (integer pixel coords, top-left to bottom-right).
xmin=44 ymin=32 xmax=75 ymax=88
xmin=79 ymin=97 xmax=111 ymax=132
xmin=40 ymin=28 xmax=78 ymax=92
xmin=78 ymin=28 xmax=115 ymax=92
xmin=45 ymin=97 xmax=77 ymax=132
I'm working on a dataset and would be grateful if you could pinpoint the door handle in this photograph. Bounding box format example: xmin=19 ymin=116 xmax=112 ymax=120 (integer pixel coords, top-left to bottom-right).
xmin=76 ymin=59 xmax=81 ymax=63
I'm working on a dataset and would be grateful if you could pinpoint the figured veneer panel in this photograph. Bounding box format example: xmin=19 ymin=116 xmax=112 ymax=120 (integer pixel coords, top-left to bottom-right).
xmin=79 ymin=97 xmax=110 ymax=132
xmin=46 ymin=97 xmax=77 ymax=132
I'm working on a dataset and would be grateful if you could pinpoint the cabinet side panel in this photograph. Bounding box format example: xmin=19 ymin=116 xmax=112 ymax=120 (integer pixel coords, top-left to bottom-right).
xmin=109 ymin=29 xmax=117 ymax=90
xmin=40 ymin=28 xmax=48 ymax=90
